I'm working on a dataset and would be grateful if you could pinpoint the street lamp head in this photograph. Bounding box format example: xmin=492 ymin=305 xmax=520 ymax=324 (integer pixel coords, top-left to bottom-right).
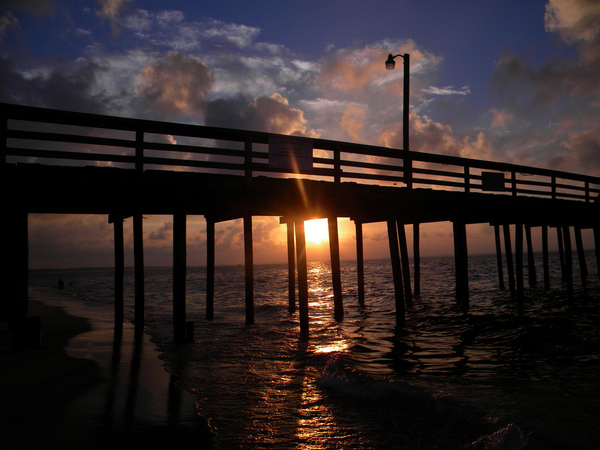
xmin=385 ymin=54 xmax=396 ymax=70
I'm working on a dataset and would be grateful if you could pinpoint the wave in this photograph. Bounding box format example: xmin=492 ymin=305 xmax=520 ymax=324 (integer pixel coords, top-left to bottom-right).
xmin=317 ymin=356 xmax=528 ymax=449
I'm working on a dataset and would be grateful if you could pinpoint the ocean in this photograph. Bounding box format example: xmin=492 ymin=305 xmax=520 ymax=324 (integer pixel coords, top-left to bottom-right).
xmin=29 ymin=253 xmax=600 ymax=449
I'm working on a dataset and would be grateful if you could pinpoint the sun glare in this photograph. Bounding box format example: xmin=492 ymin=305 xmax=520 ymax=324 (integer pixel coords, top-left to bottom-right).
xmin=304 ymin=219 xmax=329 ymax=245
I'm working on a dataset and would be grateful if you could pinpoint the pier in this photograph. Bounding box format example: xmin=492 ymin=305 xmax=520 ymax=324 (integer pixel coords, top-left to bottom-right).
xmin=1 ymin=103 xmax=599 ymax=344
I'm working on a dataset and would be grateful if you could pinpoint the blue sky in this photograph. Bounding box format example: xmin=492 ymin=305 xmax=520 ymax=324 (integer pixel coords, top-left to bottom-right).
xmin=1 ymin=0 xmax=599 ymax=267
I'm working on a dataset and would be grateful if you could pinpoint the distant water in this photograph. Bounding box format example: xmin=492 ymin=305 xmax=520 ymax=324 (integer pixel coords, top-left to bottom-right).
xmin=30 ymin=253 xmax=600 ymax=449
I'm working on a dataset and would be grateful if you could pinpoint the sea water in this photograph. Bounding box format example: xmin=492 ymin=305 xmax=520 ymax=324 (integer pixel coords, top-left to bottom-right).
xmin=29 ymin=253 xmax=600 ymax=449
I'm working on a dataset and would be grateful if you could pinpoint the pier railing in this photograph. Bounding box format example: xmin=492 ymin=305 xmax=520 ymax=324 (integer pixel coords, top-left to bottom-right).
xmin=2 ymin=103 xmax=599 ymax=202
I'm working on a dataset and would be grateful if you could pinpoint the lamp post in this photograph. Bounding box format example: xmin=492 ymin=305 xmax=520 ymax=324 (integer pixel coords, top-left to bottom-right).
xmin=385 ymin=52 xmax=411 ymax=189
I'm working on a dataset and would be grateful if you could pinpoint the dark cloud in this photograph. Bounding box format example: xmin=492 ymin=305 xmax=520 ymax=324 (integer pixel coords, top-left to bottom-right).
xmin=569 ymin=128 xmax=600 ymax=172
xmin=0 ymin=0 xmax=56 ymax=15
xmin=148 ymin=221 xmax=172 ymax=241
xmin=205 ymin=92 xmax=313 ymax=135
xmin=0 ymin=56 xmax=110 ymax=113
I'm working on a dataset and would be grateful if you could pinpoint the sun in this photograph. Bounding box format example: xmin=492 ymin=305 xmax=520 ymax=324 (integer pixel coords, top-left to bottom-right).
xmin=304 ymin=218 xmax=329 ymax=245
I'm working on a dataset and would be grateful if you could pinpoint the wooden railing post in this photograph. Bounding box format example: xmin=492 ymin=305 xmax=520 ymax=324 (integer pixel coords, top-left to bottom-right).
xmin=135 ymin=128 xmax=144 ymax=176
xmin=551 ymin=176 xmax=557 ymax=200
xmin=511 ymin=171 xmax=517 ymax=197
xmin=585 ymin=181 xmax=590 ymax=203
xmin=0 ymin=114 xmax=6 ymax=166
xmin=404 ymin=152 xmax=412 ymax=190
xmin=464 ymin=166 xmax=470 ymax=194
xmin=334 ymin=148 xmax=341 ymax=185
xmin=245 ymin=140 xmax=253 ymax=189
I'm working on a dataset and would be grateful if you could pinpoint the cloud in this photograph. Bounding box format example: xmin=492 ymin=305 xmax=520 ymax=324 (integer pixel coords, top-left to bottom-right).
xmin=566 ymin=127 xmax=600 ymax=172
xmin=135 ymin=51 xmax=213 ymax=119
xmin=96 ymin=0 xmax=133 ymax=34
xmin=544 ymin=0 xmax=600 ymax=45
xmin=0 ymin=55 xmax=112 ymax=113
xmin=0 ymin=12 xmax=18 ymax=43
xmin=422 ymin=86 xmax=471 ymax=96
xmin=490 ymin=108 xmax=514 ymax=128
xmin=148 ymin=221 xmax=173 ymax=241
xmin=0 ymin=0 xmax=56 ymax=15
xmin=339 ymin=103 xmax=366 ymax=142
xmin=205 ymin=92 xmax=317 ymax=136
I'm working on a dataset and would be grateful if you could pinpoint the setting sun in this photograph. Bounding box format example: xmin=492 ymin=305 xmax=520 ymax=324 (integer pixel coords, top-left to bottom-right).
xmin=304 ymin=219 xmax=329 ymax=245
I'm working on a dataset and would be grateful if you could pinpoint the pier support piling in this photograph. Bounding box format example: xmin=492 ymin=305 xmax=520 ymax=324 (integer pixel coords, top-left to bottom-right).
xmin=355 ymin=221 xmax=365 ymax=307
xmin=244 ymin=214 xmax=254 ymax=325
xmin=594 ymin=226 xmax=600 ymax=283
xmin=173 ymin=212 xmax=187 ymax=342
xmin=574 ymin=227 xmax=588 ymax=287
xmin=494 ymin=224 xmax=505 ymax=290
xmin=503 ymin=224 xmax=515 ymax=293
xmin=286 ymin=221 xmax=296 ymax=313
xmin=557 ymin=227 xmax=566 ymax=282
xmin=413 ymin=223 xmax=421 ymax=297
xmin=397 ymin=222 xmax=413 ymax=307
xmin=525 ymin=225 xmax=537 ymax=287
xmin=111 ymin=216 xmax=124 ymax=328
xmin=295 ymin=220 xmax=309 ymax=339
xmin=206 ymin=219 xmax=215 ymax=321
xmin=542 ymin=225 xmax=550 ymax=289
xmin=133 ymin=213 xmax=145 ymax=336
xmin=1 ymin=211 xmax=31 ymax=348
xmin=453 ymin=221 xmax=469 ymax=311
xmin=387 ymin=220 xmax=405 ymax=327
xmin=328 ymin=217 xmax=343 ymax=321
xmin=515 ymin=223 xmax=524 ymax=308
xmin=562 ymin=226 xmax=574 ymax=299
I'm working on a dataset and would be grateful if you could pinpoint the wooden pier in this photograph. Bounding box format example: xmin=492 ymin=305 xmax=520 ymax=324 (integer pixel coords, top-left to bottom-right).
xmin=1 ymin=103 xmax=599 ymax=344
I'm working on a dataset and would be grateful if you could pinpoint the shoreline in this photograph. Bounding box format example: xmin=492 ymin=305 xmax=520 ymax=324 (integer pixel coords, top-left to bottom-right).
xmin=0 ymin=288 xmax=213 ymax=450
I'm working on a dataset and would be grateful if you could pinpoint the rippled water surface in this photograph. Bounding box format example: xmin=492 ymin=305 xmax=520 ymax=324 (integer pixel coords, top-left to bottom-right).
xmin=31 ymin=252 xmax=600 ymax=449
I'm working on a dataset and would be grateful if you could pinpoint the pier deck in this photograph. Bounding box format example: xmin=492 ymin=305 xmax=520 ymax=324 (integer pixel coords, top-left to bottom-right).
xmin=2 ymin=103 xmax=599 ymax=342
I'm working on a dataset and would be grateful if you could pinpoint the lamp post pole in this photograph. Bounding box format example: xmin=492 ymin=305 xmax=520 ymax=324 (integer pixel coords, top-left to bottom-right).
xmin=385 ymin=52 xmax=411 ymax=189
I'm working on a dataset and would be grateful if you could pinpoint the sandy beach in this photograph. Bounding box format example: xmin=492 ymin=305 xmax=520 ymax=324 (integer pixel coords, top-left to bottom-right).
xmin=0 ymin=289 xmax=213 ymax=450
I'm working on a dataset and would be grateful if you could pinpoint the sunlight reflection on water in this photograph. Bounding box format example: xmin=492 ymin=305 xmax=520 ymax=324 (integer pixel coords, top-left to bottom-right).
xmin=29 ymin=253 xmax=600 ymax=449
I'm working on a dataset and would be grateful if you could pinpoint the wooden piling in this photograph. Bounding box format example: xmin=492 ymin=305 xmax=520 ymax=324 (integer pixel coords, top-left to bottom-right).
xmin=574 ymin=226 xmax=588 ymax=287
xmin=562 ymin=226 xmax=574 ymax=298
xmin=557 ymin=227 xmax=566 ymax=282
xmin=2 ymin=211 xmax=29 ymax=344
xmin=413 ymin=223 xmax=421 ymax=297
xmin=206 ymin=219 xmax=215 ymax=321
xmin=355 ymin=221 xmax=365 ymax=307
xmin=328 ymin=217 xmax=343 ymax=321
xmin=295 ymin=220 xmax=309 ymax=339
xmin=133 ymin=213 xmax=145 ymax=334
xmin=243 ymin=214 xmax=254 ymax=325
xmin=542 ymin=225 xmax=550 ymax=289
xmin=494 ymin=224 xmax=505 ymax=290
xmin=515 ymin=223 xmax=524 ymax=307
xmin=397 ymin=222 xmax=413 ymax=307
xmin=503 ymin=224 xmax=515 ymax=293
xmin=387 ymin=220 xmax=405 ymax=326
xmin=173 ymin=212 xmax=187 ymax=343
xmin=452 ymin=221 xmax=469 ymax=310
xmin=113 ymin=216 xmax=124 ymax=328
xmin=286 ymin=221 xmax=296 ymax=313
xmin=525 ymin=225 xmax=537 ymax=286
xmin=594 ymin=226 xmax=600 ymax=283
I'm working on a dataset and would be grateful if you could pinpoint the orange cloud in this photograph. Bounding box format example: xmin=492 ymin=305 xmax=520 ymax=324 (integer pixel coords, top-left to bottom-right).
xmin=339 ymin=103 xmax=366 ymax=141
xmin=490 ymin=108 xmax=514 ymax=128
xmin=136 ymin=52 xmax=213 ymax=119
xmin=96 ymin=0 xmax=132 ymax=34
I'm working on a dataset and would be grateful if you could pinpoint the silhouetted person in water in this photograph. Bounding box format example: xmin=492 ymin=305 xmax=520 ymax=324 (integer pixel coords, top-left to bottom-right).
xmin=58 ymin=279 xmax=64 ymax=290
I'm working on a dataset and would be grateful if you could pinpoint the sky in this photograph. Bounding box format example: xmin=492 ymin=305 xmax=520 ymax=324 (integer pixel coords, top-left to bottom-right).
xmin=1 ymin=0 xmax=599 ymax=268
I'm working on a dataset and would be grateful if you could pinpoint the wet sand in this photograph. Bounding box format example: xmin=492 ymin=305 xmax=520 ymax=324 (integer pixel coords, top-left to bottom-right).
xmin=0 ymin=290 xmax=213 ymax=450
